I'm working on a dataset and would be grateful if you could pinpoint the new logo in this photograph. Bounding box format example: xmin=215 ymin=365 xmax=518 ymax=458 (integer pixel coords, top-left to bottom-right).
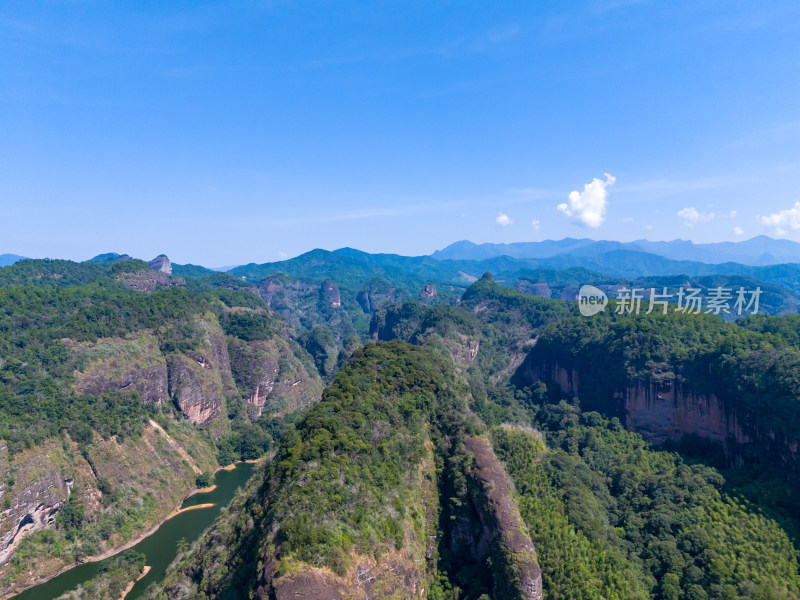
xmin=578 ymin=285 xmax=608 ymax=316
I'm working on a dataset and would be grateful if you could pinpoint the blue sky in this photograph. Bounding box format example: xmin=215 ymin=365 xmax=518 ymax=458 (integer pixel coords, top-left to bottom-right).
xmin=2 ymin=1 xmax=799 ymax=265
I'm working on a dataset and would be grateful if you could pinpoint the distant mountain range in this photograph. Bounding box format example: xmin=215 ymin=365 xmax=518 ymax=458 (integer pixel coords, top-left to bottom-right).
xmin=0 ymin=254 xmax=26 ymax=267
xmin=5 ymin=236 xmax=800 ymax=304
xmin=432 ymin=236 xmax=800 ymax=266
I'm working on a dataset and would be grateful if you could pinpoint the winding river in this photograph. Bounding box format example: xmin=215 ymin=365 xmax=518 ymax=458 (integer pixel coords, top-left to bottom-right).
xmin=11 ymin=462 xmax=255 ymax=600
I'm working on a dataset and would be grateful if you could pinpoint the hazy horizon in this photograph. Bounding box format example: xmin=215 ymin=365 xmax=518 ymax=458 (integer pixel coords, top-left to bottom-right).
xmin=4 ymin=233 xmax=800 ymax=268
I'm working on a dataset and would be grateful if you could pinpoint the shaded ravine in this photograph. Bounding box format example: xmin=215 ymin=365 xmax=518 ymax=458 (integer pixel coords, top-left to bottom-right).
xmin=10 ymin=462 xmax=255 ymax=600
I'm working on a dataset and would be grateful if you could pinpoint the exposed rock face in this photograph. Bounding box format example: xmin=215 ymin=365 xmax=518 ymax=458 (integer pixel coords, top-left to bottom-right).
xmin=0 ymin=440 xmax=71 ymax=567
xmin=70 ymin=334 xmax=169 ymax=406
xmin=147 ymin=254 xmax=172 ymax=275
xmin=0 ymin=423 xmax=217 ymax=596
xmin=319 ymin=279 xmax=342 ymax=309
xmin=70 ymin=319 xmax=237 ymax=425
xmin=523 ymin=358 xmax=579 ymax=397
xmin=522 ymin=356 xmax=799 ymax=471
xmin=464 ymin=436 xmax=543 ymax=600
xmin=116 ymin=270 xmax=185 ymax=292
xmin=355 ymin=289 xmax=373 ymax=312
xmin=168 ymin=315 xmax=235 ymax=425
xmin=419 ymin=283 xmax=438 ymax=303
xmin=227 ymin=336 xmax=323 ymax=419
xmin=168 ymin=355 xmax=222 ymax=425
xmin=356 ymin=279 xmax=404 ymax=313
xmin=262 ymin=553 xmax=426 ymax=600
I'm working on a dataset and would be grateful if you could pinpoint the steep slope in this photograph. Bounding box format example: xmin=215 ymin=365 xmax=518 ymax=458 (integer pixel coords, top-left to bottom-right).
xmin=0 ymin=262 xmax=325 ymax=596
xmin=149 ymin=342 xmax=541 ymax=600
xmin=521 ymin=308 xmax=800 ymax=476
xmin=364 ymin=281 xmax=800 ymax=599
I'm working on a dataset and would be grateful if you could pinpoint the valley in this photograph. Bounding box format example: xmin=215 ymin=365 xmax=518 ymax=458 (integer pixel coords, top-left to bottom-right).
xmin=1 ymin=242 xmax=799 ymax=599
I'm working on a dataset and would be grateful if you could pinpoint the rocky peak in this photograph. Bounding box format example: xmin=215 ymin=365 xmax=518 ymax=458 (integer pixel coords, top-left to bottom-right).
xmin=420 ymin=283 xmax=437 ymax=302
xmin=148 ymin=254 xmax=172 ymax=275
xmin=319 ymin=279 xmax=341 ymax=308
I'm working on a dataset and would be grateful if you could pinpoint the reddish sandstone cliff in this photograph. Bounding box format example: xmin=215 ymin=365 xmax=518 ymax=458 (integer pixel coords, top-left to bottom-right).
xmin=522 ymin=356 xmax=799 ymax=471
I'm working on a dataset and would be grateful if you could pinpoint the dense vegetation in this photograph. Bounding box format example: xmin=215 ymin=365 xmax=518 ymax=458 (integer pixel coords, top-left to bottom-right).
xmin=0 ymin=257 xmax=307 ymax=464
xmin=148 ymin=341 xmax=478 ymax=599
xmin=5 ymin=253 xmax=800 ymax=600
xmin=0 ymin=281 xmax=205 ymax=452
xmin=368 ymin=279 xmax=800 ymax=599
xmin=494 ymin=400 xmax=800 ymax=599
xmin=54 ymin=550 xmax=146 ymax=600
xmin=529 ymin=307 xmax=800 ymax=441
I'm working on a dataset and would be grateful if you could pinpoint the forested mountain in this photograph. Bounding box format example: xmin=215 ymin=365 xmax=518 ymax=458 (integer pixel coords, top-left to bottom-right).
xmin=0 ymin=258 xmax=323 ymax=597
xmin=2 ymin=247 xmax=800 ymax=600
xmin=145 ymin=274 xmax=800 ymax=600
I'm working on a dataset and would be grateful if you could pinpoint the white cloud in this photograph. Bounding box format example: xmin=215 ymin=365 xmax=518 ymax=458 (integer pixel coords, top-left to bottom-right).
xmin=677 ymin=206 xmax=715 ymax=226
xmin=531 ymin=219 xmax=540 ymax=230
xmin=759 ymin=202 xmax=800 ymax=236
xmin=557 ymin=173 xmax=615 ymax=228
xmin=496 ymin=212 xmax=513 ymax=226
xmin=644 ymin=224 xmax=653 ymax=231
xmin=733 ymin=226 xmax=744 ymax=235
xmin=622 ymin=217 xmax=634 ymax=224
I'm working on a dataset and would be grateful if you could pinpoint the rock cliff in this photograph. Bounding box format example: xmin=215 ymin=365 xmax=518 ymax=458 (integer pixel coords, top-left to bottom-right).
xmin=0 ymin=423 xmax=217 ymax=597
xmin=0 ymin=440 xmax=72 ymax=567
xmin=464 ymin=436 xmax=543 ymax=600
xmin=147 ymin=255 xmax=172 ymax=275
xmin=168 ymin=315 xmax=235 ymax=425
xmin=70 ymin=333 xmax=169 ymax=406
xmin=419 ymin=283 xmax=438 ymax=303
xmin=522 ymin=354 xmax=799 ymax=472
xmin=227 ymin=336 xmax=323 ymax=419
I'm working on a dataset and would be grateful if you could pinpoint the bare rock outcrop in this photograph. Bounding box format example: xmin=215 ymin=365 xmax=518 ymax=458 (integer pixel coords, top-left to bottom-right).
xmin=419 ymin=283 xmax=438 ymax=303
xmin=70 ymin=333 xmax=169 ymax=406
xmin=147 ymin=254 xmax=172 ymax=275
xmin=319 ymin=279 xmax=342 ymax=309
xmin=522 ymin=355 xmax=800 ymax=471
xmin=168 ymin=314 xmax=236 ymax=425
xmin=464 ymin=436 xmax=543 ymax=600
xmin=227 ymin=336 xmax=323 ymax=419
xmin=262 ymin=553 xmax=426 ymax=600
xmin=0 ymin=440 xmax=71 ymax=567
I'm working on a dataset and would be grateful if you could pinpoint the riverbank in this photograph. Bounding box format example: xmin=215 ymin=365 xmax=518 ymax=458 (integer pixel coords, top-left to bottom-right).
xmin=2 ymin=510 xmax=176 ymax=600
xmin=120 ymin=566 xmax=151 ymax=600
xmin=170 ymin=503 xmax=215 ymax=517
xmin=4 ymin=460 xmax=262 ymax=600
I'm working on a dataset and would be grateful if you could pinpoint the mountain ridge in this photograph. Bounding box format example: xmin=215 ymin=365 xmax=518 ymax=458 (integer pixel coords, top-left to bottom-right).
xmin=433 ymin=235 xmax=800 ymax=266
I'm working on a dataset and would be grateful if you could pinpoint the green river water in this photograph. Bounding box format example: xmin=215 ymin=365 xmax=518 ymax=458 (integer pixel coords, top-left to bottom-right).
xmin=11 ymin=462 xmax=255 ymax=600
